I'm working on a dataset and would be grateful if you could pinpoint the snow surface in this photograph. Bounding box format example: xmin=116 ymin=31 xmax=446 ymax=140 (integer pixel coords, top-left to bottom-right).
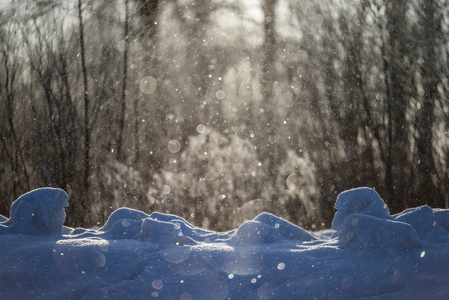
xmin=1 ymin=187 xmax=449 ymax=299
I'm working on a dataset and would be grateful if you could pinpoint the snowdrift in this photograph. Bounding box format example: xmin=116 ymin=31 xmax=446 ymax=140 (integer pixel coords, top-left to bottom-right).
xmin=1 ymin=187 xmax=449 ymax=299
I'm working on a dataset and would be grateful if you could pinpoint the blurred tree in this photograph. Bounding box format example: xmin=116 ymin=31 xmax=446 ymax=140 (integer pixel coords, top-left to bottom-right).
xmin=116 ymin=0 xmax=131 ymax=161
xmin=0 ymin=16 xmax=30 ymax=202
xmin=382 ymin=0 xmax=411 ymax=212
xmin=259 ymin=0 xmax=279 ymax=186
xmin=78 ymin=0 xmax=91 ymax=217
xmin=411 ymin=0 xmax=444 ymax=208
xmin=148 ymin=129 xmax=263 ymax=230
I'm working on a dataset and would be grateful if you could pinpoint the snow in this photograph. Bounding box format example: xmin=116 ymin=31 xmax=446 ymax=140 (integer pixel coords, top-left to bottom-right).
xmin=338 ymin=213 xmax=422 ymax=251
xmin=332 ymin=187 xmax=390 ymax=231
xmin=0 ymin=188 xmax=69 ymax=235
xmin=1 ymin=187 xmax=449 ymax=299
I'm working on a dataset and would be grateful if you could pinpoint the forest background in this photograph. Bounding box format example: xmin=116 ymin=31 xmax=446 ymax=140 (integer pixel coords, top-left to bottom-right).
xmin=2 ymin=0 xmax=449 ymax=231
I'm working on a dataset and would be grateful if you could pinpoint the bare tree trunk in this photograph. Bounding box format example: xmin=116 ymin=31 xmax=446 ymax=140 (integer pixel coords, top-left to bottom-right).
xmin=260 ymin=0 xmax=278 ymax=184
xmin=117 ymin=0 xmax=130 ymax=161
xmin=78 ymin=0 xmax=90 ymax=216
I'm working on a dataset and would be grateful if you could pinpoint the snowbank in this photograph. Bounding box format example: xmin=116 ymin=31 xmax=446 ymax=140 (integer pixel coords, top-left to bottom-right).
xmin=1 ymin=187 xmax=449 ymax=299
xmin=332 ymin=187 xmax=389 ymax=231
xmin=0 ymin=188 xmax=68 ymax=235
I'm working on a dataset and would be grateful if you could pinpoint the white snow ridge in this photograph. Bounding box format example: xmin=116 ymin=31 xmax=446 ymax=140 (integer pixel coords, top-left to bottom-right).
xmin=1 ymin=187 xmax=449 ymax=299
xmin=1 ymin=188 xmax=68 ymax=235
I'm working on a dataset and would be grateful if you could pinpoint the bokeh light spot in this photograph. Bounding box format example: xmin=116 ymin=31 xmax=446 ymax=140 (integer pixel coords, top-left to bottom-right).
xmin=180 ymin=293 xmax=193 ymax=300
xmin=152 ymin=279 xmax=163 ymax=289
xmin=140 ymin=76 xmax=157 ymax=94
xmin=162 ymin=185 xmax=170 ymax=194
xmin=216 ymin=90 xmax=225 ymax=100
xmin=286 ymin=174 xmax=300 ymax=189
xmin=116 ymin=40 xmax=128 ymax=52
xmin=197 ymin=124 xmax=206 ymax=134
xmin=168 ymin=140 xmax=181 ymax=153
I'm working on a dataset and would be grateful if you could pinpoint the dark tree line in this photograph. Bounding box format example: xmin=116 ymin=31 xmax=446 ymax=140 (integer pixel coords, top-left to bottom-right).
xmin=1 ymin=0 xmax=449 ymax=230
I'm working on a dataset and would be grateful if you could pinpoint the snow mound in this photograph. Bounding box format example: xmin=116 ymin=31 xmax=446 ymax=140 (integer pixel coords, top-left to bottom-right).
xmin=2 ymin=187 xmax=449 ymax=299
xmin=104 ymin=218 xmax=144 ymax=239
xmin=139 ymin=218 xmax=196 ymax=245
xmin=332 ymin=187 xmax=389 ymax=231
xmin=338 ymin=213 xmax=422 ymax=251
xmin=101 ymin=207 xmax=149 ymax=231
xmin=392 ymin=205 xmax=436 ymax=237
xmin=254 ymin=212 xmax=316 ymax=241
xmin=100 ymin=209 xmax=234 ymax=244
xmin=148 ymin=211 xmax=235 ymax=243
xmin=0 ymin=188 xmax=68 ymax=235
xmin=230 ymin=213 xmax=318 ymax=245
xmin=232 ymin=220 xmax=283 ymax=245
